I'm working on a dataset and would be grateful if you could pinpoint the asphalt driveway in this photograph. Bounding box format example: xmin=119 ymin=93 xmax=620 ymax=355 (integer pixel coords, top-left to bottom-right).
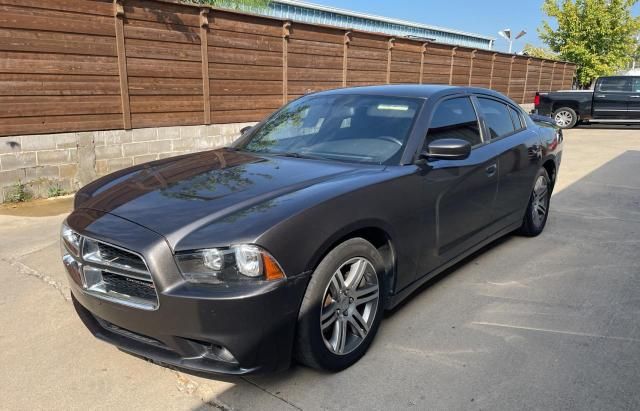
xmin=1 ymin=127 xmax=639 ymax=410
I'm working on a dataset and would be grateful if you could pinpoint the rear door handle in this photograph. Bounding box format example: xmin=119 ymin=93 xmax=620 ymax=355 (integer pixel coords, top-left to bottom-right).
xmin=595 ymin=94 xmax=607 ymax=98
xmin=485 ymin=164 xmax=497 ymax=177
xmin=630 ymin=95 xmax=640 ymax=98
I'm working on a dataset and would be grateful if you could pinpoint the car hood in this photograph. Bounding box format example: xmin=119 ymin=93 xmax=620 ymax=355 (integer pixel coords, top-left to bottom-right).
xmin=78 ymin=149 xmax=373 ymax=242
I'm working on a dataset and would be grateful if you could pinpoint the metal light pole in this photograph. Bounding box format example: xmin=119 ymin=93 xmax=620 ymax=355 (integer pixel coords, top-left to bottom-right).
xmin=498 ymin=28 xmax=527 ymax=53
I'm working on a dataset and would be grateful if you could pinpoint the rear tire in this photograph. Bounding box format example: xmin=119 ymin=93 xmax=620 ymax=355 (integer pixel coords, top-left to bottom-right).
xmin=518 ymin=168 xmax=551 ymax=237
xmin=553 ymin=107 xmax=578 ymax=129
xmin=294 ymin=238 xmax=385 ymax=372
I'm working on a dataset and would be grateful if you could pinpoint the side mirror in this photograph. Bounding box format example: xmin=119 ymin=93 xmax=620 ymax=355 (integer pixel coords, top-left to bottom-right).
xmin=240 ymin=126 xmax=253 ymax=135
xmin=421 ymin=138 xmax=471 ymax=161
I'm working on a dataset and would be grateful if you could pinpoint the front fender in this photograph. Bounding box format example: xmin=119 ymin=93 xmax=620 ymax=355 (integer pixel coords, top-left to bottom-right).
xmin=255 ymin=173 xmax=423 ymax=294
xmin=303 ymin=217 xmax=397 ymax=274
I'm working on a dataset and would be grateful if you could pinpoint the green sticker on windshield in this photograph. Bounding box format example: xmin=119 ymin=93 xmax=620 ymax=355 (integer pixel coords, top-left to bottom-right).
xmin=377 ymin=104 xmax=409 ymax=111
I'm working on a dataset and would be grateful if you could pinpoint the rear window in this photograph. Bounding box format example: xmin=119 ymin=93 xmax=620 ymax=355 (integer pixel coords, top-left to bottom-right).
xmin=508 ymin=106 xmax=525 ymax=130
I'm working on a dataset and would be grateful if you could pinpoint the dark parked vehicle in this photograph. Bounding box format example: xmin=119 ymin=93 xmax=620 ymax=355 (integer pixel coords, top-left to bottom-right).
xmin=535 ymin=75 xmax=640 ymax=128
xmin=61 ymin=85 xmax=562 ymax=374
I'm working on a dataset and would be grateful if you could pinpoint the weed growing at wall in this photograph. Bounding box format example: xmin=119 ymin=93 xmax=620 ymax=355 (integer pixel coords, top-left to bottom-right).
xmin=6 ymin=181 xmax=32 ymax=203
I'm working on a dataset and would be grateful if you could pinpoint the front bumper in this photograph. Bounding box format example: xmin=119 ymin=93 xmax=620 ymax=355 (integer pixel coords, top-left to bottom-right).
xmin=64 ymin=209 xmax=310 ymax=375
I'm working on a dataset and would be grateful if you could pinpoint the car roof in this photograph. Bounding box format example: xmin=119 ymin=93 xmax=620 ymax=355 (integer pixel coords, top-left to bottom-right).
xmin=598 ymin=75 xmax=639 ymax=80
xmin=310 ymin=84 xmax=509 ymax=100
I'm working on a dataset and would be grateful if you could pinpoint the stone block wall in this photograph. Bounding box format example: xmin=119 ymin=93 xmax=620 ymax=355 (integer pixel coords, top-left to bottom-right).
xmin=0 ymin=122 xmax=255 ymax=203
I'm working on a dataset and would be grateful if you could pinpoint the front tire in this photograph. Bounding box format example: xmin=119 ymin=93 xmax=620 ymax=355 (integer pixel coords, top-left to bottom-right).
xmin=518 ymin=168 xmax=551 ymax=237
xmin=553 ymin=107 xmax=578 ymax=129
xmin=294 ymin=238 xmax=385 ymax=371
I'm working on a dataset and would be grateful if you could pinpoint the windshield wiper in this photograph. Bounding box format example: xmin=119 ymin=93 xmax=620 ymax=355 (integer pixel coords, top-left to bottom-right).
xmin=273 ymin=151 xmax=327 ymax=160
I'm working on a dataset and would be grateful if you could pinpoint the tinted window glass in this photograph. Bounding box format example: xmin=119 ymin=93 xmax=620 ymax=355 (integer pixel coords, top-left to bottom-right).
xmin=508 ymin=106 xmax=525 ymax=130
xmin=632 ymin=77 xmax=640 ymax=93
xmin=243 ymin=94 xmax=423 ymax=165
xmin=597 ymin=77 xmax=631 ymax=92
xmin=426 ymin=97 xmax=481 ymax=147
xmin=477 ymin=98 xmax=515 ymax=139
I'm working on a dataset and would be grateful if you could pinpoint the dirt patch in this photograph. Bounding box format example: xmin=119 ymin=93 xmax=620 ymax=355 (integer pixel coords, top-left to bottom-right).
xmin=0 ymin=196 xmax=73 ymax=217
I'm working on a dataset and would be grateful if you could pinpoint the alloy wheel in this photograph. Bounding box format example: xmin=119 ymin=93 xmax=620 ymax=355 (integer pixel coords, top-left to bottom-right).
xmin=320 ymin=257 xmax=380 ymax=355
xmin=554 ymin=110 xmax=573 ymax=128
xmin=531 ymin=175 xmax=549 ymax=227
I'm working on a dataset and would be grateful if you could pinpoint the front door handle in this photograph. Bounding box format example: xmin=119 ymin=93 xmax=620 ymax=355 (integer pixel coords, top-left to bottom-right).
xmin=485 ymin=163 xmax=497 ymax=177
xmin=630 ymin=95 xmax=640 ymax=98
xmin=595 ymin=94 xmax=607 ymax=98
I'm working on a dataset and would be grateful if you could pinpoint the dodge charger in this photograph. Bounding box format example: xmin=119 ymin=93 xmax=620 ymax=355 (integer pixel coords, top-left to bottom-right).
xmin=61 ymin=85 xmax=562 ymax=374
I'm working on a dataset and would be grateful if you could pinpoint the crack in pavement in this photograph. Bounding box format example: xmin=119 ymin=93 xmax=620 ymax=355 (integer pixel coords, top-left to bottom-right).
xmin=0 ymin=240 xmax=60 ymax=260
xmin=472 ymin=321 xmax=640 ymax=343
xmin=240 ymin=377 xmax=303 ymax=410
xmin=3 ymin=257 xmax=71 ymax=302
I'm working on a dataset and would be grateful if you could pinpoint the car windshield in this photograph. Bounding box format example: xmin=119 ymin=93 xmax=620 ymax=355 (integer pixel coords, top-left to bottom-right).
xmin=240 ymin=94 xmax=423 ymax=165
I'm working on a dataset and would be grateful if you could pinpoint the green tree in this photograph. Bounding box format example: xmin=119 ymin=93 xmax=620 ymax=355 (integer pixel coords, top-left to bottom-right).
xmin=187 ymin=0 xmax=269 ymax=9
xmin=522 ymin=43 xmax=559 ymax=60
xmin=633 ymin=40 xmax=640 ymax=69
xmin=539 ymin=0 xmax=640 ymax=86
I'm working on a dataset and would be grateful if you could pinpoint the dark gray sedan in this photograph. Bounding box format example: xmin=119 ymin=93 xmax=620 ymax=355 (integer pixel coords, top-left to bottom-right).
xmin=61 ymin=85 xmax=562 ymax=374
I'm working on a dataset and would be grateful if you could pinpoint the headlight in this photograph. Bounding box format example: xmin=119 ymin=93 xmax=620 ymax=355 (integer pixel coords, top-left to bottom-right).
xmin=61 ymin=222 xmax=81 ymax=256
xmin=175 ymin=245 xmax=285 ymax=284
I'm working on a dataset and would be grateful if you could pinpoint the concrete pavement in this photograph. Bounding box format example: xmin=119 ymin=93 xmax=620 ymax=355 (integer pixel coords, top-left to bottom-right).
xmin=1 ymin=126 xmax=639 ymax=410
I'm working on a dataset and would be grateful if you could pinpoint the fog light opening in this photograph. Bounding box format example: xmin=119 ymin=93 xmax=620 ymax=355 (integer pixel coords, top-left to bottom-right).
xmin=205 ymin=344 xmax=238 ymax=364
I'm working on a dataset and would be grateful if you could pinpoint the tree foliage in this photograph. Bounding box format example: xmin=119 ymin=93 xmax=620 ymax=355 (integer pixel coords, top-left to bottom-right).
xmin=522 ymin=43 xmax=559 ymax=60
xmin=633 ymin=42 xmax=640 ymax=67
xmin=539 ymin=0 xmax=640 ymax=86
xmin=186 ymin=0 xmax=270 ymax=10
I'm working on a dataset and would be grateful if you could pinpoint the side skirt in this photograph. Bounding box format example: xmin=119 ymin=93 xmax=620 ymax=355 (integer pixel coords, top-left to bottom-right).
xmin=385 ymin=221 xmax=521 ymax=310
xmin=588 ymin=119 xmax=640 ymax=123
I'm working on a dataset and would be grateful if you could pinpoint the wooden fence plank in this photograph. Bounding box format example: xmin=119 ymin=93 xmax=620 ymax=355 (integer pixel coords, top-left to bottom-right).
xmin=343 ymin=31 xmax=350 ymax=87
xmin=386 ymin=38 xmax=394 ymax=84
xmin=114 ymin=0 xmax=131 ymax=129
xmin=489 ymin=53 xmax=497 ymax=88
xmin=200 ymin=8 xmax=211 ymax=124
xmin=507 ymin=56 xmax=516 ymax=97
xmin=468 ymin=49 xmax=477 ymax=86
xmin=419 ymin=42 xmax=428 ymax=84
xmin=449 ymin=47 xmax=457 ymax=85
xmin=282 ymin=21 xmax=290 ymax=103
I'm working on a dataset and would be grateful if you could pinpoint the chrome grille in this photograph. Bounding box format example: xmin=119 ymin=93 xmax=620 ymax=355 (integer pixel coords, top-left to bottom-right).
xmin=102 ymin=272 xmax=157 ymax=301
xmin=61 ymin=230 xmax=159 ymax=310
xmin=96 ymin=243 xmax=148 ymax=273
xmin=83 ymin=238 xmax=151 ymax=277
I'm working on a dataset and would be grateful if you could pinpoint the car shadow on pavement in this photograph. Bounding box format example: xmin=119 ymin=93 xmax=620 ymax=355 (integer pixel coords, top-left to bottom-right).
xmin=174 ymin=150 xmax=640 ymax=411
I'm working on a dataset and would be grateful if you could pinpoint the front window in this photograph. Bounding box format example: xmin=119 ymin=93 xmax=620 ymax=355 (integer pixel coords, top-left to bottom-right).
xmin=425 ymin=97 xmax=482 ymax=147
xmin=240 ymin=94 xmax=423 ymax=164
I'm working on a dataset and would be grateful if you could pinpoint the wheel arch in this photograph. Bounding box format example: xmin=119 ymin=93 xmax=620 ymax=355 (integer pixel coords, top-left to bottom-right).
xmin=552 ymin=102 xmax=580 ymax=116
xmin=306 ymin=223 xmax=397 ymax=303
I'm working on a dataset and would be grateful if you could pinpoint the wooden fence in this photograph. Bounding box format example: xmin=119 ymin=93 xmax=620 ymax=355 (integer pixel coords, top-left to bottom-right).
xmin=0 ymin=0 xmax=577 ymax=137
